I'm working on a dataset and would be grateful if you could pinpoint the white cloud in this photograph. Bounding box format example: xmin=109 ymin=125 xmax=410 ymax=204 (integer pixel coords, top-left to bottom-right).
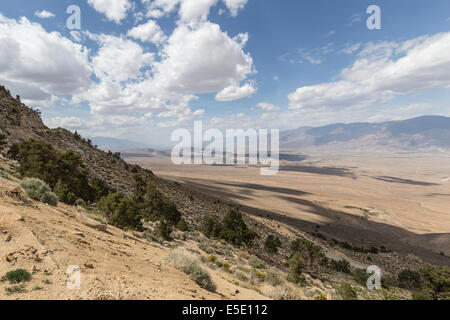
xmin=215 ymin=82 xmax=256 ymax=101
xmin=289 ymin=32 xmax=450 ymax=110
xmin=87 ymin=0 xmax=132 ymax=24
xmin=142 ymin=0 xmax=181 ymax=18
xmin=255 ymin=102 xmax=280 ymax=111
xmin=222 ymin=0 xmax=248 ymax=16
xmin=34 ymin=10 xmax=55 ymax=19
xmin=367 ymin=103 xmax=434 ymax=123
xmin=339 ymin=42 xmax=361 ymax=55
xmin=0 ymin=14 xmax=92 ymax=107
xmin=179 ymin=0 xmax=218 ymax=22
xmin=127 ymin=20 xmax=167 ymax=45
xmin=45 ymin=117 xmax=84 ymax=129
xmin=91 ymin=34 xmax=153 ymax=82
xmin=153 ymin=22 xmax=255 ymax=94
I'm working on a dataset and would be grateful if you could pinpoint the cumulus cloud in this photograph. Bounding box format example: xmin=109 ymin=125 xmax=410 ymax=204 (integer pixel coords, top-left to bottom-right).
xmin=34 ymin=10 xmax=55 ymax=19
xmin=222 ymin=0 xmax=248 ymax=16
xmin=0 ymin=14 xmax=92 ymax=107
xmin=87 ymin=0 xmax=132 ymax=24
xmin=45 ymin=117 xmax=84 ymax=129
xmin=127 ymin=20 xmax=167 ymax=45
xmin=289 ymin=32 xmax=450 ymax=110
xmin=215 ymin=82 xmax=256 ymax=101
xmin=179 ymin=0 xmax=218 ymax=22
xmin=91 ymin=34 xmax=153 ymax=82
xmin=153 ymin=22 xmax=254 ymax=94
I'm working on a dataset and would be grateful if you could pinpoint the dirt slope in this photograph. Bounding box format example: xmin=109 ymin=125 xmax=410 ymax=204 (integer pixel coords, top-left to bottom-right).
xmin=0 ymin=174 xmax=267 ymax=300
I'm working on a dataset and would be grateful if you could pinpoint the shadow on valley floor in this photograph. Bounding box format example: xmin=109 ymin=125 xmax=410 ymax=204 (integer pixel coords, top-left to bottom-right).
xmin=245 ymin=196 xmax=450 ymax=267
xmin=279 ymin=165 xmax=356 ymax=179
xmin=425 ymin=193 xmax=450 ymax=197
xmin=170 ymin=176 xmax=449 ymax=267
xmin=216 ymin=182 xmax=311 ymax=196
xmin=375 ymin=176 xmax=440 ymax=186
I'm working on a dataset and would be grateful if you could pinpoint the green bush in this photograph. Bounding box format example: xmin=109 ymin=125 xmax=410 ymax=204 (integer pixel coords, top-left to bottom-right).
xmin=420 ymin=264 xmax=450 ymax=300
xmin=290 ymin=238 xmax=326 ymax=276
xmin=329 ymin=259 xmax=351 ymax=274
xmin=97 ymin=193 xmax=142 ymax=230
xmin=140 ymin=181 xmax=181 ymax=225
xmin=412 ymin=290 xmax=434 ymax=300
xmin=248 ymin=255 xmax=266 ymax=269
xmin=10 ymin=140 xmax=110 ymax=204
xmin=266 ymin=270 xmax=283 ymax=286
xmin=337 ymin=283 xmax=358 ymax=300
xmin=264 ymin=235 xmax=282 ymax=254
xmin=176 ymin=219 xmax=189 ymax=231
xmin=20 ymin=178 xmax=58 ymax=206
xmin=157 ymin=219 xmax=173 ymax=240
xmin=1 ymin=269 xmax=31 ymax=284
xmin=397 ymin=269 xmax=423 ymax=291
xmin=287 ymin=253 xmax=304 ymax=284
xmin=184 ymin=263 xmax=216 ymax=292
xmin=353 ymin=268 xmax=370 ymax=286
xmin=165 ymin=248 xmax=216 ymax=292
xmin=5 ymin=284 xmax=26 ymax=296
xmin=202 ymin=210 xmax=256 ymax=246
xmin=110 ymin=197 xmax=143 ymax=230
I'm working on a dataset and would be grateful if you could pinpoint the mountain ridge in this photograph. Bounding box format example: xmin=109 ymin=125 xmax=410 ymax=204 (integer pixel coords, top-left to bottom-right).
xmin=281 ymin=115 xmax=450 ymax=151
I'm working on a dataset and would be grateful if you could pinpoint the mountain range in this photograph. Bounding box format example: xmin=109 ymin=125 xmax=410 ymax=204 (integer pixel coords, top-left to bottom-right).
xmin=281 ymin=116 xmax=450 ymax=152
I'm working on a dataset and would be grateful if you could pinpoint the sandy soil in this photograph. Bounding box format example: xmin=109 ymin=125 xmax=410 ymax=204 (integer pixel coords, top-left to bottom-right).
xmin=0 ymin=176 xmax=267 ymax=300
xmin=127 ymin=152 xmax=450 ymax=258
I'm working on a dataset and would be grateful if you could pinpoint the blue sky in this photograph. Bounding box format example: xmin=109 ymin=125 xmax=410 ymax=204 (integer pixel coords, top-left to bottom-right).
xmin=0 ymin=0 xmax=449 ymax=146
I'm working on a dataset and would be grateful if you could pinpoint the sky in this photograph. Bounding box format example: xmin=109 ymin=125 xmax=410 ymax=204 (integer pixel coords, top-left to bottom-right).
xmin=0 ymin=0 xmax=449 ymax=147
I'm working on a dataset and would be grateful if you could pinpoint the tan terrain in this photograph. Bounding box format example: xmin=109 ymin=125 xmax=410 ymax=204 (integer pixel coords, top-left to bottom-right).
xmin=127 ymin=152 xmax=450 ymax=260
xmin=0 ymin=171 xmax=269 ymax=300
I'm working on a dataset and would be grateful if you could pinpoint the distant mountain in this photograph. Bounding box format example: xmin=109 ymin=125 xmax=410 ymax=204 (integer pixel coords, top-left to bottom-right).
xmin=281 ymin=116 xmax=450 ymax=152
xmin=89 ymin=136 xmax=147 ymax=151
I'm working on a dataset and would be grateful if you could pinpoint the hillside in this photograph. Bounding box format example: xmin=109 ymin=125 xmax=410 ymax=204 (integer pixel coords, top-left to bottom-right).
xmin=281 ymin=116 xmax=450 ymax=152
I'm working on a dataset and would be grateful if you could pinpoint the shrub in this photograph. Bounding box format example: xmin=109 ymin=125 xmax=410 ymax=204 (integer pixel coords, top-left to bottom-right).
xmin=248 ymin=255 xmax=266 ymax=269
xmin=157 ymin=219 xmax=173 ymax=240
xmin=208 ymin=255 xmax=217 ymax=263
xmin=397 ymin=269 xmax=423 ymax=291
xmin=165 ymin=248 xmax=216 ymax=292
xmin=140 ymin=182 xmax=181 ymax=225
xmin=20 ymin=178 xmax=58 ymax=206
xmin=185 ymin=263 xmax=216 ymax=292
xmin=330 ymin=259 xmax=351 ymax=274
xmin=110 ymin=198 xmax=143 ymax=230
xmin=412 ymin=290 xmax=434 ymax=300
xmin=266 ymin=270 xmax=283 ymax=286
xmin=5 ymin=284 xmax=26 ymax=296
xmin=337 ymin=283 xmax=358 ymax=300
xmin=98 ymin=193 xmax=142 ymax=230
xmin=202 ymin=210 xmax=256 ymax=246
xmin=1 ymin=269 xmax=32 ymax=284
xmin=10 ymin=140 xmax=110 ymax=203
xmin=176 ymin=219 xmax=189 ymax=231
xmin=287 ymin=253 xmax=304 ymax=284
xmin=264 ymin=235 xmax=282 ymax=254
xmin=420 ymin=264 xmax=450 ymax=300
xmin=251 ymin=269 xmax=266 ymax=283
xmin=290 ymin=238 xmax=326 ymax=276
xmin=353 ymin=268 xmax=370 ymax=286
xmin=223 ymin=262 xmax=230 ymax=272
xmin=235 ymin=271 xmax=249 ymax=282
xmin=54 ymin=179 xmax=76 ymax=205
